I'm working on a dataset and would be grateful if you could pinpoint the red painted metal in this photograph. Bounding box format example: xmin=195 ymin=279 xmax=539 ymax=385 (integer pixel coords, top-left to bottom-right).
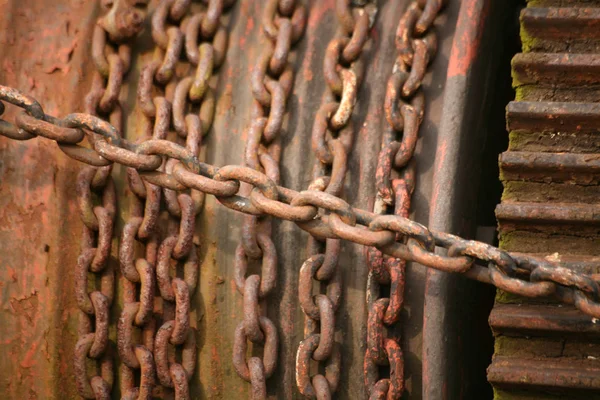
xmin=424 ymin=0 xmax=506 ymax=397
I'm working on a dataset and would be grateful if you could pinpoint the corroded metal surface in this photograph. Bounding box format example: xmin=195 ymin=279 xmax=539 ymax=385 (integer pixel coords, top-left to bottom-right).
xmin=0 ymin=1 xmax=460 ymax=398
xmin=512 ymin=53 xmax=600 ymax=86
xmin=79 ymin=1 xmax=142 ymax=398
xmin=197 ymin=1 xmax=460 ymax=398
xmin=507 ymin=101 xmax=600 ymax=132
xmin=367 ymin=0 xmax=444 ymax=397
xmin=9 ymin=1 xmax=600 ymax=399
xmin=0 ymin=1 xmax=100 ymax=399
xmin=492 ymin=0 xmax=600 ymax=398
xmin=9 ymin=78 xmax=600 ymax=398
xmin=234 ymin=0 xmax=306 ymax=397
xmin=521 ymin=7 xmax=600 ymax=43
xmin=490 ymin=303 xmax=600 ymax=337
xmin=489 ymin=357 xmax=600 ymax=392
xmin=295 ymin=1 xmax=369 ymax=398
xmin=4 ymin=0 xmax=600 ymax=399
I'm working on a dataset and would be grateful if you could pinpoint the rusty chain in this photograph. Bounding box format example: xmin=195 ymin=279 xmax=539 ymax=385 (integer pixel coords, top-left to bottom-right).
xmin=295 ymin=0 xmax=376 ymax=398
xmin=231 ymin=0 xmax=307 ymax=397
xmin=114 ymin=0 xmax=174 ymax=396
xmin=109 ymin=0 xmax=190 ymax=397
xmin=119 ymin=0 xmax=234 ymax=398
xmin=2 ymin=83 xmax=600 ymax=333
xmin=71 ymin=1 xmax=146 ymax=398
xmin=3 ymin=0 xmax=600 ymax=396
xmin=161 ymin=0 xmax=233 ymax=398
xmin=366 ymin=0 xmax=444 ymax=398
xmin=74 ymin=165 xmax=117 ymax=400
xmin=144 ymin=1 xmax=192 ymax=398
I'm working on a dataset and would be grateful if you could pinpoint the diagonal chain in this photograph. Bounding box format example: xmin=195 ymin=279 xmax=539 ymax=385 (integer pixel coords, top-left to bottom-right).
xmin=2 ymin=83 xmax=600 ymax=326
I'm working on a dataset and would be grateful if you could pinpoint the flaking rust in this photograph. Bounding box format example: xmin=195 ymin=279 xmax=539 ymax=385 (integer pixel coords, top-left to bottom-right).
xmin=0 ymin=0 xmax=102 ymax=398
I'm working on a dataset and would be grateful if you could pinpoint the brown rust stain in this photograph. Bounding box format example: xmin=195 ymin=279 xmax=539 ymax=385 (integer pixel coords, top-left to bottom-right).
xmin=0 ymin=0 xmax=97 ymax=398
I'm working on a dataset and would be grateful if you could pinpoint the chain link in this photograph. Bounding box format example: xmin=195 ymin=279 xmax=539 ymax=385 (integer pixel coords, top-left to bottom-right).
xmin=111 ymin=0 xmax=187 ymax=396
xmin=123 ymin=0 xmax=233 ymax=398
xmin=71 ymin=1 xmax=146 ymax=398
xmin=365 ymin=0 xmax=443 ymax=398
xmin=231 ymin=0 xmax=307 ymax=397
xmin=294 ymin=1 xmax=375 ymax=398
xmin=147 ymin=1 xmax=192 ymax=397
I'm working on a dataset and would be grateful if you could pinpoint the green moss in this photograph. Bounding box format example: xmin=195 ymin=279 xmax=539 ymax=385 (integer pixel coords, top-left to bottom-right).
xmin=497 ymin=230 xmax=516 ymax=251
xmin=493 ymin=387 xmax=510 ymax=400
xmin=493 ymin=336 xmax=532 ymax=357
xmin=501 ymin=180 xmax=536 ymax=202
xmin=496 ymin=336 xmax=567 ymax=358
xmin=507 ymin=131 xmax=529 ymax=151
xmin=514 ymin=85 xmax=535 ymax=102
xmin=511 ymin=63 xmax=522 ymax=90
xmin=494 ymin=336 xmax=508 ymax=355
xmin=526 ymin=0 xmax=552 ymax=7
xmin=519 ymin=22 xmax=540 ymax=53
xmin=495 ymin=289 xmax=526 ymax=304
xmin=498 ymin=168 xmax=506 ymax=184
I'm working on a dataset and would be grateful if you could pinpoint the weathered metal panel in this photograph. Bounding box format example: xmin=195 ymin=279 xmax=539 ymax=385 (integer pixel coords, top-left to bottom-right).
xmin=0 ymin=1 xmax=463 ymax=399
xmin=424 ymin=0 xmax=519 ymax=398
xmin=5 ymin=1 xmax=600 ymax=399
xmin=0 ymin=1 xmax=100 ymax=398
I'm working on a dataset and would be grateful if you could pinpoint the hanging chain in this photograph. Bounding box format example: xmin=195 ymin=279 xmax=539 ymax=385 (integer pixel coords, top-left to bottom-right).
xmin=158 ymin=0 xmax=234 ymax=398
xmin=147 ymin=1 xmax=194 ymax=398
xmin=71 ymin=1 xmax=146 ymax=398
xmin=366 ymin=0 xmax=444 ymax=398
xmin=295 ymin=0 xmax=376 ymax=398
xmin=231 ymin=0 xmax=307 ymax=397
xmin=121 ymin=0 xmax=234 ymax=398
xmin=114 ymin=0 xmax=190 ymax=397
